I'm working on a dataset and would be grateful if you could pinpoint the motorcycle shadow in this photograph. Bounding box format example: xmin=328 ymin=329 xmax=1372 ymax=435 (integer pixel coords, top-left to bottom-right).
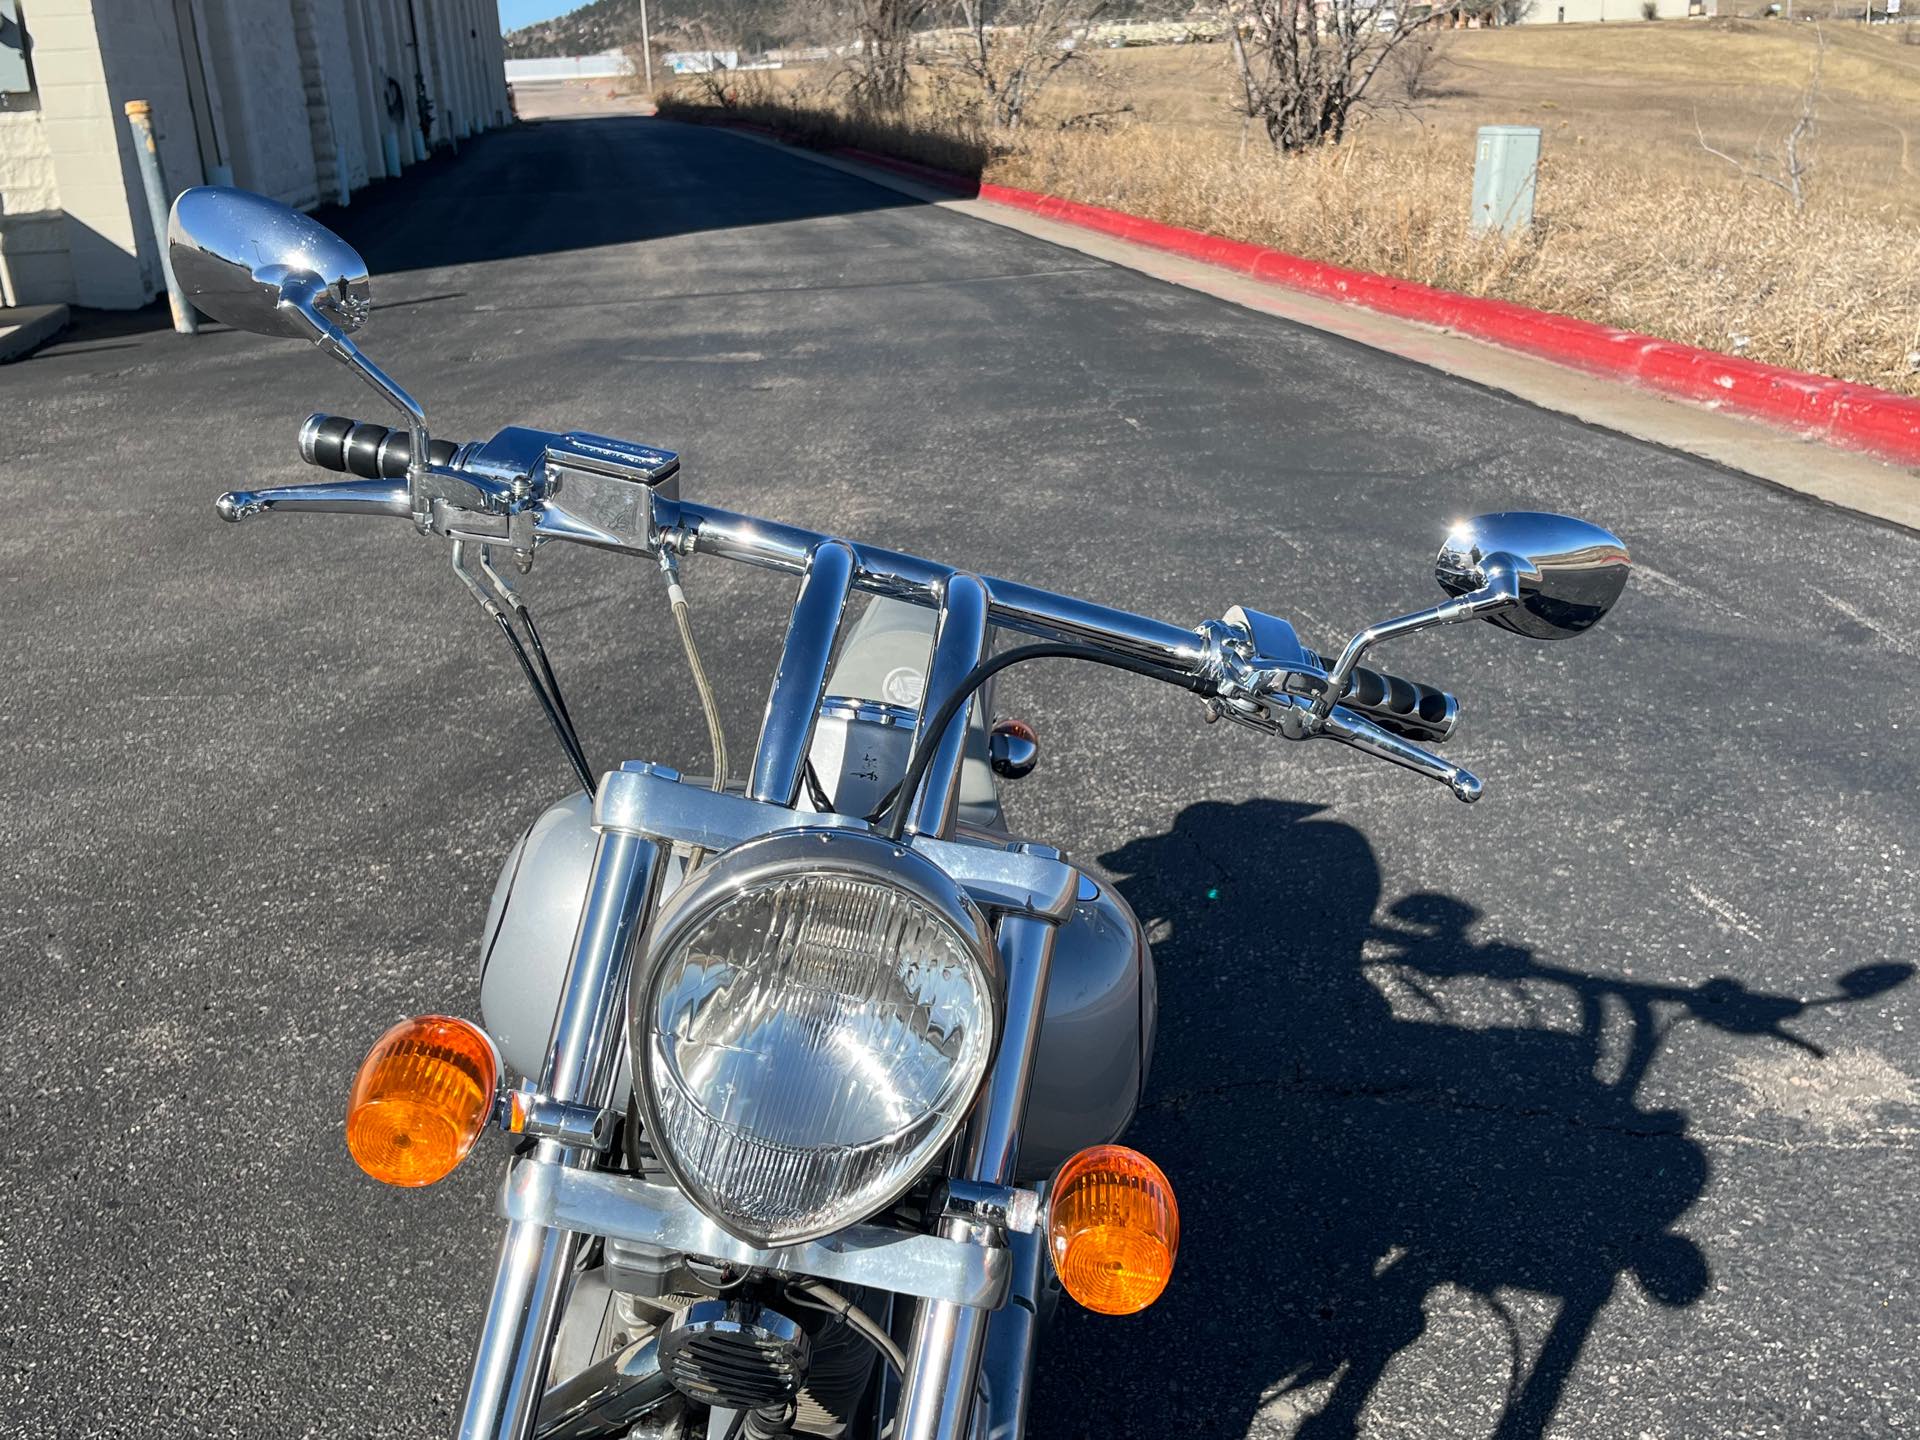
xmin=1025 ymin=798 xmax=1908 ymax=1440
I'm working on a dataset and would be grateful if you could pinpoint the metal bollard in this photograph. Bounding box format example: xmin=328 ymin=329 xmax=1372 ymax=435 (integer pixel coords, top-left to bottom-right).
xmin=1470 ymin=125 xmax=1542 ymax=237
xmin=123 ymin=100 xmax=199 ymax=335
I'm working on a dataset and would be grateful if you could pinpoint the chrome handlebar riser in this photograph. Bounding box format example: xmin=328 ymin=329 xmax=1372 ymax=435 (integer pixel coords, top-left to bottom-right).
xmin=909 ymin=574 xmax=992 ymax=838
xmin=747 ymin=541 xmax=857 ymax=807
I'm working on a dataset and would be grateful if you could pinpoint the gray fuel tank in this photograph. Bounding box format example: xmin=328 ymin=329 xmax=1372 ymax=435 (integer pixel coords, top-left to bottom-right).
xmin=478 ymin=795 xmax=1154 ymax=1184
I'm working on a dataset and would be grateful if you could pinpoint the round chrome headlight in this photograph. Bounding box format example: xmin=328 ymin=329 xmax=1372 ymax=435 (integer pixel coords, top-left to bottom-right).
xmin=631 ymin=828 xmax=999 ymax=1246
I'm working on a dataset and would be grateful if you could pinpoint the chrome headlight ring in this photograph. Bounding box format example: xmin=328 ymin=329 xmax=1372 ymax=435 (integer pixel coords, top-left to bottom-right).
xmin=630 ymin=828 xmax=1001 ymax=1247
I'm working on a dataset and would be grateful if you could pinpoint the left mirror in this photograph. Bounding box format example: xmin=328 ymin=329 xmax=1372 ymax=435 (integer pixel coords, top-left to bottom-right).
xmin=167 ymin=187 xmax=370 ymax=340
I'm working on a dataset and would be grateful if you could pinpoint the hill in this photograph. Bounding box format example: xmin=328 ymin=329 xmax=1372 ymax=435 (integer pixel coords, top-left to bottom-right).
xmin=503 ymin=0 xmax=644 ymax=59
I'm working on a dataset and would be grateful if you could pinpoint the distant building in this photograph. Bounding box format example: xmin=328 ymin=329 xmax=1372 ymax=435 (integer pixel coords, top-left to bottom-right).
xmin=1516 ymin=0 xmax=1699 ymax=19
xmin=665 ymin=50 xmax=740 ymax=75
xmin=504 ymin=47 xmax=633 ymax=82
xmin=0 ymin=1 xmax=510 ymax=311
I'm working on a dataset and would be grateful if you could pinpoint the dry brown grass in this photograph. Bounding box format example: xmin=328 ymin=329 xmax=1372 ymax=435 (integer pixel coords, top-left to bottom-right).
xmin=660 ymin=23 xmax=1920 ymax=394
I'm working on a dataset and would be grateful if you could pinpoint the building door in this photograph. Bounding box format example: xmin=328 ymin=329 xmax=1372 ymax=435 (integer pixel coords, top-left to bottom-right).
xmin=171 ymin=0 xmax=227 ymax=183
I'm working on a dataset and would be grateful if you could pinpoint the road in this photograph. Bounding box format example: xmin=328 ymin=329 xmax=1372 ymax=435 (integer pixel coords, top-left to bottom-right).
xmin=3 ymin=111 xmax=1917 ymax=1440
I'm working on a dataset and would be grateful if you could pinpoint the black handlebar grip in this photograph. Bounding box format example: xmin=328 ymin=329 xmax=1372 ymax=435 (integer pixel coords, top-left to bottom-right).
xmin=300 ymin=413 xmax=459 ymax=479
xmin=1341 ymin=663 xmax=1458 ymax=743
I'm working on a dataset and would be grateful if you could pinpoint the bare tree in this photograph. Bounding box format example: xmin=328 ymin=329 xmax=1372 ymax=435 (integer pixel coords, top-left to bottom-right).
xmin=1223 ymin=0 xmax=1456 ymax=152
xmin=1695 ymin=25 xmax=1823 ymax=211
xmin=943 ymin=0 xmax=1109 ymax=129
xmin=1386 ymin=25 xmax=1446 ymax=101
xmin=850 ymin=0 xmax=928 ymax=110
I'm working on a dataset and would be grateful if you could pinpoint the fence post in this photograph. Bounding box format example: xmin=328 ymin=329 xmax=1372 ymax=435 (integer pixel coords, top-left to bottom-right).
xmin=123 ymin=100 xmax=199 ymax=335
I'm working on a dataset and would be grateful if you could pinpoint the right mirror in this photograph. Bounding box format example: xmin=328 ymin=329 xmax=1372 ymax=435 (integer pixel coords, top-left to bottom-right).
xmin=1435 ymin=512 xmax=1631 ymax=640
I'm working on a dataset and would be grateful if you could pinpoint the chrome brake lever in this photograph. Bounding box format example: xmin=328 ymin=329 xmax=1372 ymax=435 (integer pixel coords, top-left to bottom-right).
xmin=1209 ymin=686 xmax=1482 ymax=804
xmin=1315 ymin=702 xmax=1483 ymax=803
xmin=1197 ymin=609 xmax=1482 ymax=803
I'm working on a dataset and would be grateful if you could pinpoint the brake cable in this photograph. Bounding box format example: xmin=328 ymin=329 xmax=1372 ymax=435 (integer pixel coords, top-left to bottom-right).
xmin=658 ymin=548 xmax=729 ymax=793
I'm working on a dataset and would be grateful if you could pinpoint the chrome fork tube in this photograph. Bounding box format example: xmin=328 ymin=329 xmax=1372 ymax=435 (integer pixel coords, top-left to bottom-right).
xmin=457 ymin=824 xmax=665 ymax=1440
xmin=896 ymin=910 xmax=1059 ymax=1440
xmin=461 ymin=1216 xmax=583 ymax=1440
xmin=978 ymin=1226 xmax=1046 ymax=1440
xmin=748 ymin=540 xmax=856 ymax=806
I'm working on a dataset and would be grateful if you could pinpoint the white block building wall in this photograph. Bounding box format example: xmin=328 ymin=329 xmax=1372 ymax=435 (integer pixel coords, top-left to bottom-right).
xmin=0 ymin=0 xmax=509 ymax=311
xmin=1519 ymin=0 xmax=1697 ymax=20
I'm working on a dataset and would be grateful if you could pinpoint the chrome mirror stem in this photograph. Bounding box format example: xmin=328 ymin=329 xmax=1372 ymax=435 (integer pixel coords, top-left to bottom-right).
xmin=282 ymin=276 xmax=432 ymax=507
xmin=1309 ymin=557 xmax=1522 ymax=729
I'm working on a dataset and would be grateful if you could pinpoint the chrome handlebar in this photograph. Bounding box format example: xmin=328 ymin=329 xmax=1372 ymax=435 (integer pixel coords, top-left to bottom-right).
xmin=214 ymin=418 xmax=1481 ymax=802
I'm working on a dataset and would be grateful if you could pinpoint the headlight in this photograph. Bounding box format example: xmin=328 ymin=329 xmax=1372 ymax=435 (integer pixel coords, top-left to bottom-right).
xmin=631 ymin=828 xmax=999 ymax=1246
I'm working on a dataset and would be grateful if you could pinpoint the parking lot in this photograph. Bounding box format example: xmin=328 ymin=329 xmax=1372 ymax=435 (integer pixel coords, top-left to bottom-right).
xmin=2 ymin=110 xmax=1917 ymax=1438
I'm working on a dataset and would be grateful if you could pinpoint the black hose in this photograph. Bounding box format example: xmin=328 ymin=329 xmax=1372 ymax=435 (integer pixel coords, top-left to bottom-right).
xmin=881 ymin=642 xmax=1202 ymax=842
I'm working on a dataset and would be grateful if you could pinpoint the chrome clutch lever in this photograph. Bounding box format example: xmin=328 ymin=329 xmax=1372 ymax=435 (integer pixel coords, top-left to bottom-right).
xmin=216 ymin=477 xmax=412 ymax=522
xmin=1198 ymin=609 xmax=1482 ymax=803
xmin=216 ymin=465 xmax=537 ymax=564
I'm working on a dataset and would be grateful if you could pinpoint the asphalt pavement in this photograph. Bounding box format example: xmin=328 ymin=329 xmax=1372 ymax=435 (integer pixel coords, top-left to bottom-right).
xmin=3 ymin=111 xmax=1917 ymax=1440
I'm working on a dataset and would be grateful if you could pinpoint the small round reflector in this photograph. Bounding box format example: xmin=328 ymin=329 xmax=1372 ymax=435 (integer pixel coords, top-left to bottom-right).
xmin=1047 ymin=1144 xmax=1179 ymax=1315
xmin=346 ymin=1016 xmax=499 ymax=1187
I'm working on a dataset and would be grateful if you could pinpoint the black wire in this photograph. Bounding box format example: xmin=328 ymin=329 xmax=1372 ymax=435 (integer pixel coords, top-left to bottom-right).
xmin=519 ymin=603 xmax=582 ymax=743
xmin=489 ymin=610 xmax=597 ymax=796
xmin=861 ymin=779 xmax=903 ymax=826
xmin=881 ymin=642 xmax=1202 ymax=842
xmin=802 ymin=759 xmax=835 ymax=813
xmin=518 ymin=601 xmax=597 ymax=788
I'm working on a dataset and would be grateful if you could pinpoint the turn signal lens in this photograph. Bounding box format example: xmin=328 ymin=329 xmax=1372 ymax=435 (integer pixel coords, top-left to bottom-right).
xmin=1047 ymin=1144 xmax=1179 ymax=1315
xmin=346 ymin=1016 xmax=499 ymax=1187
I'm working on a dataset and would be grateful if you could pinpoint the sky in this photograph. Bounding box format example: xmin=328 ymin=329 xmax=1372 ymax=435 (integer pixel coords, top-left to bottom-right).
xmin=497 ymin=0 xmax=586 ymax=31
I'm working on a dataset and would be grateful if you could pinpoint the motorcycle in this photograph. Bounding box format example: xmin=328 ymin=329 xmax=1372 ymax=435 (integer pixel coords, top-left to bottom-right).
xmin=166 ymin=185 xmax=1631 ymax=1440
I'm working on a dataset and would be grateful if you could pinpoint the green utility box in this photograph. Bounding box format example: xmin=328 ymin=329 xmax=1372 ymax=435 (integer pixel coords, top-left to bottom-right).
xmin=1471 ymin=125 xmax=1541 ymax=237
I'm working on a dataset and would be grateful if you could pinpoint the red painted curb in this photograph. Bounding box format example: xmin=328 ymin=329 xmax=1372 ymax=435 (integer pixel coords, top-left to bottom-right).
xmin=711 ymin=122 xmax=1920 ymax=466
xmin=961 ymin=181 xmax=1920 ymax=467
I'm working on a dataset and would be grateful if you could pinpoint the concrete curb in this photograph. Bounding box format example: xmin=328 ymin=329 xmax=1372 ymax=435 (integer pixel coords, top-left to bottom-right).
xmin=0 ymin=304 xmax=71 ymax=364
xmin=827 ymin=146 xmax=1920 ymax=468
xmin=697 ymin=124 xmax=1920 ymax=468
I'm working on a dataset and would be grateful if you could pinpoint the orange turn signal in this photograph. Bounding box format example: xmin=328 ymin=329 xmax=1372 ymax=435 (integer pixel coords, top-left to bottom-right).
xmin=345 ymin=1015 xmax=499 ymax=1187
xmin=1047 ymin=1144 xmax=1179 ymax=1315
